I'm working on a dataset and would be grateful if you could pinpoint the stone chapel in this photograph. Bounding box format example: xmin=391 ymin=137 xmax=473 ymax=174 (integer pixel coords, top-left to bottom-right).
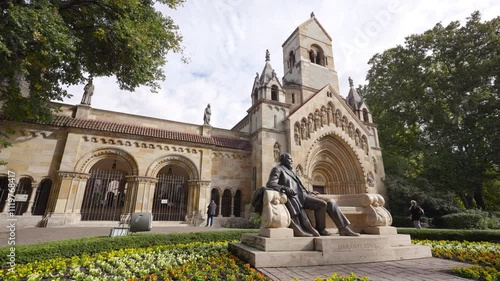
xmin=0 ymin=15 xmax=385 ymax=229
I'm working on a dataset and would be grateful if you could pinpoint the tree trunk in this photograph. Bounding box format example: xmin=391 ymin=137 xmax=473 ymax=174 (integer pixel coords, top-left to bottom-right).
xmin=473 ymin=188 xmax=486 ymax=210
xmin=460 ymin=192 xmax=474 ymax=209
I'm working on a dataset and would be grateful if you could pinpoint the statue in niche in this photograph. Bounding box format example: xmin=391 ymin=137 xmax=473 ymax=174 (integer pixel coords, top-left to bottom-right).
xmin=355 ymin=133 xmax=360 ymax=147
xmin=300 ymin=122 xmax=306 ymax=140
xmin=362 ymin=138 xmax=369 ymax=154
xmin=273 ymin=142 xmax=281 ymax=162
xmin=367 ymin=172 xmax=375 ymax=187
xmin=203 ymin=104 xmax=211 ymax=125
xmin=321 ymin=108 xmax=327 ymax=126
xmin=314 ymin=111 xmax=320 ymax=130
xmin=335 ymin=111 xmax=341 ymax=127
xmin=81 ymin=77 xmax=94 ymax=105
xmin=348 ymin=124 xmax=354 ymax=138
xmin=296 ymin=165 xmax=302 ymax=177
xmin=294 ymin=126 xmax=301 ymax=146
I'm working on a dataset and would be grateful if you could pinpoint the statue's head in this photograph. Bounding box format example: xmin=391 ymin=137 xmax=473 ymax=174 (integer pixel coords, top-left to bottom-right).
xmin=279 ymin=153 xmax=293 ymax=169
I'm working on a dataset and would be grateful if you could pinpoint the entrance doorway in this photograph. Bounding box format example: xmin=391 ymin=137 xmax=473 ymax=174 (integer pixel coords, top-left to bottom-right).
xmin=152 ymin=166 xmax=188 ymax=221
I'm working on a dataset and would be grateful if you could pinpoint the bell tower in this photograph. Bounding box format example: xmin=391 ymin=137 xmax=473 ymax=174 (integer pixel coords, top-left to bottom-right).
xmin=282 ymin=13 xmax=340 ymax=109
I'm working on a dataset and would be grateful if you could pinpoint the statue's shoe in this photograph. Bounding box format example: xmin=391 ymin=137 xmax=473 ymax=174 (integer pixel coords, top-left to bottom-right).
xmin=318 ymin=229 xmax=332 ymax=236
xmin=339 ymin=227 xmax=360 ymax=236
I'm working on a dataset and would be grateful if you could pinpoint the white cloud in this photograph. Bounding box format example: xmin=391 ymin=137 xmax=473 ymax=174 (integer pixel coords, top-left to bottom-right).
xmin=62 ymin=0 xmax=500 ymax=129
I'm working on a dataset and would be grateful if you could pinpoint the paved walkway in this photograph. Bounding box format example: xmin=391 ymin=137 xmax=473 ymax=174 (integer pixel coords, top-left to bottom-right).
xmin=1 ymin=226 xmax=472 ymax=281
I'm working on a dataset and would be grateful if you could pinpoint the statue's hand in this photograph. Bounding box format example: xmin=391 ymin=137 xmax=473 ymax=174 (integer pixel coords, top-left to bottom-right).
xmin=280 ymin=187 xmax=296 ymax=197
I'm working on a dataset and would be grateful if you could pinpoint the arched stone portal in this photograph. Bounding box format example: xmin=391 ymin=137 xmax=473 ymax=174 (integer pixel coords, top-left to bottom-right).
xmin=306 ymin=134 xmax=365 ymax=194
xmin=152 ymin=165 xmax=189 ymax=221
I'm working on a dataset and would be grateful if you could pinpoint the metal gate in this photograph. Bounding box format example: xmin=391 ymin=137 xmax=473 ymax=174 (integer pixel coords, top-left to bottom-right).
xmin=152 ymin=174 xmax=187 ymax=221
xmin=81 ymin=169 xmax=127 ymax=221
xmin=15 ymin=178 xmax=32 ymax=215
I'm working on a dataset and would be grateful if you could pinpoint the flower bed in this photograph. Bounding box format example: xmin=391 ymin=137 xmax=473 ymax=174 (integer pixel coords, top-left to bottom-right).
xmin=414 ymin=239 xmax=499 ymax=281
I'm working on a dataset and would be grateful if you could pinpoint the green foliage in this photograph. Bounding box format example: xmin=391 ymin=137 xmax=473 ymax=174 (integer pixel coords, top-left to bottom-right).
xmin=0 ymin=0 xmax=186 ymax=123
xmin=385 ymin=173 xmax=461 ymax=217
xmin=0 ymin=129 xmax=14 ymax=166
xmin=364 ymin=11 xmax=500 ymax=210
xmin=453 ymin=265 xmax=499 ymax=281
xmin=314 ymin=273 xmax=369 ymax=281
xmin=441 ymin=209 xmax=500 ymax=230
xmin=398 ymin=228 xmax=500 ymax=242
xmin=0 ymin=230 xmax=256 ymax=265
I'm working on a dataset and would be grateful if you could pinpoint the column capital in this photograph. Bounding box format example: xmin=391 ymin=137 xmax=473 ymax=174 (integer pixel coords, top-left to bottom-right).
xmin=57 ymin=171 xmax=91 ymax=180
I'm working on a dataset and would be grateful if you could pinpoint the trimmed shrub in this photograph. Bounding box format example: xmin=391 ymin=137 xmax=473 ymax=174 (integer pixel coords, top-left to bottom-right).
xmin=441 ymin=209 xmax=500 ymax=230
xmin=397 ymin=228 xmax=500 ymax=242
xmin=0 ymin=230 xmax=257 ymax=265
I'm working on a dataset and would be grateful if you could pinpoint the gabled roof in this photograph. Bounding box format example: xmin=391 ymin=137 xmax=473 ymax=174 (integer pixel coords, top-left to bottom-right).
xmin=282 ymin=15 xmax=332 ymax=47
xmin=0 ymin=115 xmax=252 ymax=151
xmin=346 ymin=77 xmax=364 ymax=110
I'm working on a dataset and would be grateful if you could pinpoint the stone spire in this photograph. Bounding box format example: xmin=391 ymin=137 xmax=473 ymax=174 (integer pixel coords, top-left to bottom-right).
xmin=346 ymin=77 xmax=363 ymax=110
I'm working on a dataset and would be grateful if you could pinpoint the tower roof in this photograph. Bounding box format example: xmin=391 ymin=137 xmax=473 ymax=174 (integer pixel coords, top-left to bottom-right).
xmin=346 ymin=77 xmax=363 ymax=110
xmin=282 ymin=14 xmax=332 ymax=47
xmin=259 ymin=49 xmax=276 ymax=85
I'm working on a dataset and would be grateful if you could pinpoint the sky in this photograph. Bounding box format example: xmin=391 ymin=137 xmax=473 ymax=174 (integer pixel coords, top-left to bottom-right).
xmin=62 ymin=0 xmax=500 ymax=130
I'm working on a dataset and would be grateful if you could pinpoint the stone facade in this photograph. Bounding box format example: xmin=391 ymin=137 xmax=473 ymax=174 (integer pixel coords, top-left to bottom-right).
xmin=0 ymin=15 xmax=385 ymax=229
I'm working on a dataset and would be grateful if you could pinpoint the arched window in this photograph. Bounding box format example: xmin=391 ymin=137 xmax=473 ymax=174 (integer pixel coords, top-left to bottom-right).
xmin=310 ymin=45 xmax=325 ymax=66
xmin=291 ymin=93 xmax=295 ymax=104
xmin=271 ymin=85 xmax=278 ymax=101
xmin=15 ymin=177 xmax=33 ymax=215
xmin=211 ymin=188 xmax=220 ymax=216
xmin=363 ymin=108 xmax=369 ymax=122
xmin=288 ymin=50 xmax=295 ymax=69
xmin=32 ymin=178 xmax=52 ymax=215
xmin=233 ymin=190 xmax=241 ymax=217
xmin=221 ymin=189 xmax=232 ymax=217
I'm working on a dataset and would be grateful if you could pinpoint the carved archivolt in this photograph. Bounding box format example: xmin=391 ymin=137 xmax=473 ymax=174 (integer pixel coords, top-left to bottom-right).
xmin=146 ymin=154 xmax=199 ymax=180
xmin=75 ymin=147 xmax=139 ymax=174
xmin=305 ymin=132 xmax=367 ymax=194
xmin=82 ymin=136 xmax=201 ymax=154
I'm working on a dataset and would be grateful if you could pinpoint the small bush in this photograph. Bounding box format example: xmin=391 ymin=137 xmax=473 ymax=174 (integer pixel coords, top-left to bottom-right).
xmin=441 ymin=209 xmax=500 ymax=230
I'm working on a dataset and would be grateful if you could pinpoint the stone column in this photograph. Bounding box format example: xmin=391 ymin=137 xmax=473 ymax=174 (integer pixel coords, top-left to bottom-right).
xmin=24 ymin=182 xmax=38 ymax=216
xmin=122 ymin=176 xmax=157 ymax=218
xmin=185 ymin=180 xmax=210 ymax=225
xmin=47 ymin=171 xmax=91 ymax=226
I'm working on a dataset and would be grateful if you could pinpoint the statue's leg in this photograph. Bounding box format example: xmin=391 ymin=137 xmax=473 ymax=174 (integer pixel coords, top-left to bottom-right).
xmin=325 ymin=199 xmax=350 ymax=229
xmin=290 ymin=216 xmax=312 ymax=237
xmin=303 ymin=196 xmax=328 ymax=233
xmin=298 ymin=210 xmax=320 ymax=237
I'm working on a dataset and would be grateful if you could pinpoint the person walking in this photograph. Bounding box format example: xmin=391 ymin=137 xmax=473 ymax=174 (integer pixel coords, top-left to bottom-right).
xmin=409 ymin=200 xmax=424 ymax=229
xmin=205 ymin=200 xmax=217 ymax=227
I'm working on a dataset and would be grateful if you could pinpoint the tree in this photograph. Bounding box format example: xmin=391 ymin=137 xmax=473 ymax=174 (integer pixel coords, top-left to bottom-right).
xmin=0 ymin=0 xmax=186 ymax=122
xmin=365 ymin=12 xmax=500 ymax=210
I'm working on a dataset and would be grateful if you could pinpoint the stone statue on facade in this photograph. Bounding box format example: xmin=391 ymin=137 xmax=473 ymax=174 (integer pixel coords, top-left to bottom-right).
xmin=203 ymin=104 xmax=211 ymax=125
xmin=81 ymin=78 xmax=94 ymax=106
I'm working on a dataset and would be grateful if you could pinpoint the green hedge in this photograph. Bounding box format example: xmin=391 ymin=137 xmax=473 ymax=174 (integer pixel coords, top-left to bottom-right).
xmin=0 ymin=230 xmax=257 ymax=265
xmin=397 ymin=228 xmax=500 ymax=242
xmin=441 ymin=210 xmax=499 ymax=229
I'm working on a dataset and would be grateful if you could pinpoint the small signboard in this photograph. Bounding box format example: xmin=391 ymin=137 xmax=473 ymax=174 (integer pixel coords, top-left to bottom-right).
xmin=15 ymin=194 xmax=29 ymax=202
xmin=161 ymin=199 xmax=169 ymax=204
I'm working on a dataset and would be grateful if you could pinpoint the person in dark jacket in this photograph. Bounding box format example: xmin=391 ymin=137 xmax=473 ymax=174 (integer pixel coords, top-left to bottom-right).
xmin=266 ymin=153 xmax=359 ymax=237
xmin=409 ymin=200 xmax=424 ymax=229
xmin=205 ymin=200 xmax=217 ymax=227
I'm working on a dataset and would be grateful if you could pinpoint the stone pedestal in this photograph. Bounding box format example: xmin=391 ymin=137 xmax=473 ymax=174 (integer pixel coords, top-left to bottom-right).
xmin=229 ymin=233 xmax=432 ymax=268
